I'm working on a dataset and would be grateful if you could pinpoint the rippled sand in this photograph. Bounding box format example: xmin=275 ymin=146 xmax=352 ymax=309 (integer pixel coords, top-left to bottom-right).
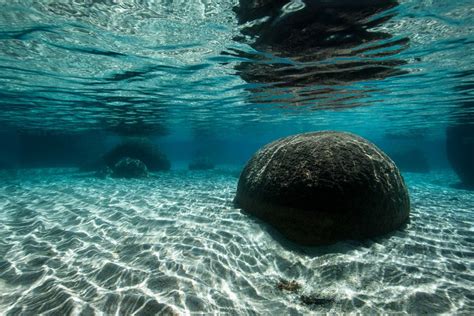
xmin=0 ymin=168 xmax=472 ymax=314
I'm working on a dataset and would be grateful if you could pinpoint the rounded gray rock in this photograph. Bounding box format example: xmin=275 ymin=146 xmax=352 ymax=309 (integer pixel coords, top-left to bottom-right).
xmin=112 ymin=157 xmax=149 ymax=179
xmin=234 ymin=131 xmax=410 ymax=246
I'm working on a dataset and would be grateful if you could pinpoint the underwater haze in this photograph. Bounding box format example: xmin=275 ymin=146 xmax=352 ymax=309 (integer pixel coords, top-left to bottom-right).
xmin=0 ymin=0 xmax=473 ymax=314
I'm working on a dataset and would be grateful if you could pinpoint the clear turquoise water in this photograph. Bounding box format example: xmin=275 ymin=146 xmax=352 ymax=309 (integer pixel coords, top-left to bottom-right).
xmin=0 ymin=0 xmax=473 ymax=314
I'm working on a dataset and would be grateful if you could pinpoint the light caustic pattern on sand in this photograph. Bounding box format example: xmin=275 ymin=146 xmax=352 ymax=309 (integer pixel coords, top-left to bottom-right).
xmin=0 ymin=169 xmax=473 ymax=314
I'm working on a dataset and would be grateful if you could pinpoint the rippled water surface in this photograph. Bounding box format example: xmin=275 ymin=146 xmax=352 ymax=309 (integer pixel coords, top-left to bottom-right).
xmin=0 ymin=0 xmax=472 ymax=135
xmin=0 ymin=169 xmax=472 ymax=314
xmin=1 ymin=0 xmax=474 ymax=314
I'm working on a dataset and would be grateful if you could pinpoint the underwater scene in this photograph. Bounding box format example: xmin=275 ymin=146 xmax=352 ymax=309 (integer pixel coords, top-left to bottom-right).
xmin=0 ymin=0 xmax=473 ymax=314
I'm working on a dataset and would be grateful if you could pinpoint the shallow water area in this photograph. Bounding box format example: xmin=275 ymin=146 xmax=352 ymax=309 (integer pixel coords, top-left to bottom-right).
xmin=1 ymin=0 xmax=474 ymax=314
xmin=0 ymin=168 xmax=472 ymax=314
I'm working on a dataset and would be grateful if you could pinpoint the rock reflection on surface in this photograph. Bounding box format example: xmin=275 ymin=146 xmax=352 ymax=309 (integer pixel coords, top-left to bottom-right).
xmin=232 ymin=0 xmax=409 ymax=109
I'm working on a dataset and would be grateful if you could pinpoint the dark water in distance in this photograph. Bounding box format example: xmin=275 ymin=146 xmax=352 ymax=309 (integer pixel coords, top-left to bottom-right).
xmin=0 ymin=0 xmax=473 ymax=314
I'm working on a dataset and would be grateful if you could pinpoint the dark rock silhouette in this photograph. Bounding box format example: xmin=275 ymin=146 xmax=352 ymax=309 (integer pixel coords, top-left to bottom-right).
xmin=300 ymin=294 xmax=334 ymax=307
xmin=188 ymin=157 xmax=215 ymax=170
xmin=104 ymin=140 xmax=170 ymax=171
xmin=234 ymin=131 xmax=410 ymax=246
xmin=112 ymin=157 xmax=149 ymax=179
xmin=276 ymin=279 xmax=301 ymax=292
xmin=446 ymin=124 xmax=474 ymax=187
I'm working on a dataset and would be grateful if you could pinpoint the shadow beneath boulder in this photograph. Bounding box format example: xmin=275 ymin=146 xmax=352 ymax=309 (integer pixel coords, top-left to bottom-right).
xmin=238 ymin=206 xmax=410 ymax=256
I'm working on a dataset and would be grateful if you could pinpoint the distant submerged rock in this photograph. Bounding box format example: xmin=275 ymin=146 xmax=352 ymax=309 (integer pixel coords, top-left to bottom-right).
xmin=104 ymin=140 xmax=170 ymax=171
xmin=234 ymin=131 xmax=410 ymax=246
xmin=112 ymin=157 xmax=149 ymax=179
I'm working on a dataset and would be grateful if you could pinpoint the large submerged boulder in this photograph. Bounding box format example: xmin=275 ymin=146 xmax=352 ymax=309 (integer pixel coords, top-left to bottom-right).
xmin=234 ymin=131 xmax=410 ymax=246
xmin=112 ymin=157 xmax=148 ymax=178
xmin=104 ymin=140 xmax=170 ymax=171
